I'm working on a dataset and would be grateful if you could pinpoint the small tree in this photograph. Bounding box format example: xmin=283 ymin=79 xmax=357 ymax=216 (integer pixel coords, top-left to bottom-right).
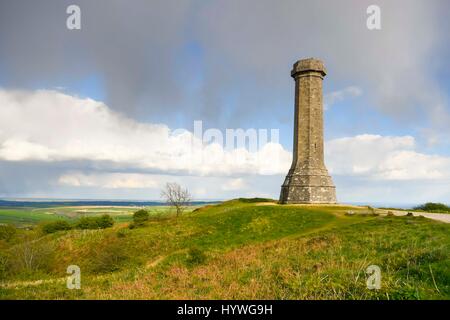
xmin=413 ymin=202 xmax=449 ymax=213
xmin=76 ymin=215 xmax=114 ymax=230
xmin=41 ymin=220 xmax=72 ymax=234
xmin=161 ymin=182 xmax=191 ymax=217
xmin=97 ymin=214 xmax=115 ymax=228
xmin=133 ymin=209 xmax=149 ymax=226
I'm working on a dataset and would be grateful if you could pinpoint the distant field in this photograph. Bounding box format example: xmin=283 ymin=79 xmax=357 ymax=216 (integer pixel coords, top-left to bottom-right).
xmin=0 ymin=205 xmax=193 ymax=227
xmin=0 ymin=208 xmax=70 ymax=225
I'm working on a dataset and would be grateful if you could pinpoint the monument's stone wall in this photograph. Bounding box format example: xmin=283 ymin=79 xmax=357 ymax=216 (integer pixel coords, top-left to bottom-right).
xmin=280 ymin=58 xmax=337 ymax=204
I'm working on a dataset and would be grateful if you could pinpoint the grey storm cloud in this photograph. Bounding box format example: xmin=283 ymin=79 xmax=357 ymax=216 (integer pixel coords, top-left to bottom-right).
xmin=0 ymin=0 xmax=449 ymax=130
xmin=195 ymin=0 xmax=450 ymax=127
xmin=0 ymin=161 xmax=63 ymax=196
xmin=0 ymin=0 xmax=194 ymax=118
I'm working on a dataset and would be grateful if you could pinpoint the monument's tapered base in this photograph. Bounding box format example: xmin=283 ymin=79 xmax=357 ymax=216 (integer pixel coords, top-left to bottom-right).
xmin=279 ymin=170 xmax=337 ymax=204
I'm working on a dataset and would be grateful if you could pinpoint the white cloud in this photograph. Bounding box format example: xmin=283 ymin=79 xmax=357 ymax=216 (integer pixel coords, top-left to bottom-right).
xmin=56 ymin=172 xmax=276 ymax=200
xmin=0 ymin=139 xmax=53 ymax=162
xmin=58 ymin=172 xmax=159 ymax=189
xmin=0 ymin=89 xmax=291 ymax=176
xmin=324 ymin=86 xmax=362 ymax=110
xmin=326 ymin=134 xmax=450 ymax=180
xmin=221 ymin=178 xmax=247 ymax=191
xmin=1 ymin=88 xmax=449 ymax=203
xmin=197 ymin=0 xmax=450 ymax=137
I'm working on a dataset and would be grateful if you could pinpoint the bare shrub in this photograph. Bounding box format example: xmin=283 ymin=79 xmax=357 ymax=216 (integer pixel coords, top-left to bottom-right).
xmin=161 ymin=182 xmax=191 ymax=217
xmin=88 ymin=236 xmax=128 ymax=273
xmin=0 ymin=224 xmax=16 ymax=241
xmin=0 ymin=252 xmax=8 ymax=279
xmin=8 ymin=238 xmax=55 ymax=274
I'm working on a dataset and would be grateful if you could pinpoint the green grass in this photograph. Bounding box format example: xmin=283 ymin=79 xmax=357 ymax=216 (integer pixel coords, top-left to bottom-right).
xmin=0 ymin=208 xmax=70 ymax=225
xmin=380 ymin=202 xmax=450 ymax=214
xmin=0 ymin=206 xmax=185 ymax=227
xmin=414 ymin=202 xmax=450 ymax=214
xmin=0 ymin=200 xmax=449 ymax=300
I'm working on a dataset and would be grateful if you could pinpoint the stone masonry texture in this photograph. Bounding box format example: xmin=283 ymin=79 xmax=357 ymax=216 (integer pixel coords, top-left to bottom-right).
xmin=279 ymin=58 xmax=337 ymax=204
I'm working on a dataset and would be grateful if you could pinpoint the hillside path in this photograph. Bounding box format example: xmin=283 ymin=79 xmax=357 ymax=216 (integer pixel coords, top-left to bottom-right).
xmin=389 ymin=210 xmax=450 ymax=223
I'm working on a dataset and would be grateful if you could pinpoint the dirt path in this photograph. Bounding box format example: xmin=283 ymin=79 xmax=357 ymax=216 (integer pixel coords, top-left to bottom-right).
xmin=0 ymin=277 xmax=65 ymax=288
xmin=261 ymin=202 xmax=450 ymax=224
xmin=387 ymin=210 xmax=450 ymax=223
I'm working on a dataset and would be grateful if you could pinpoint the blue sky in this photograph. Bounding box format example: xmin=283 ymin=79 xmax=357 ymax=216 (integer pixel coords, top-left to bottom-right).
xmin=0 ymin=0 xmax=449 ymax=204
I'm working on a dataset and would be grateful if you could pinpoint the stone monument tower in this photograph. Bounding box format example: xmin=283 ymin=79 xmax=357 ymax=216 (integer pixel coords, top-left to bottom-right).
xmin=279 ymin=58 xmax=337 ymax=204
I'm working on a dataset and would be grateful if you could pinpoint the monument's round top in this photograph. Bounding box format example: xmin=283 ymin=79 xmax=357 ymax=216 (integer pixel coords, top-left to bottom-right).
xmin=291 ymin=58 xmax=326 ymax=78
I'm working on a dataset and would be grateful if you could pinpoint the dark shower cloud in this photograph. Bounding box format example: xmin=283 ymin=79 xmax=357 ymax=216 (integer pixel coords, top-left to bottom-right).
xmin=0 ymin=0 xmax=194 ymax=118
xmin=1 ymin=0 xmax=449 ymax=130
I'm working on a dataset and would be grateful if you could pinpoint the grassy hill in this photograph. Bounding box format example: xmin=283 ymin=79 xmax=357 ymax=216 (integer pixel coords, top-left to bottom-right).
xmin=0 ymin=199 xmax=449 ymax=299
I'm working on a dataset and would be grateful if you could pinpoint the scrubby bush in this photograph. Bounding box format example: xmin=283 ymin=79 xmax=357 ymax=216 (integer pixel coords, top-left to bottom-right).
xmin=116 ymin=228 xmax=131 ymax=238
xmin=39 ymin=215 xmax=114 ymax=233
xmin=75 ymin=217 xmax=95 ymax=229
xmin=88 ymin=236 xmax=128 ymax=273
xmin=97 ymin=214 xmax=114 ymax=228
xmin=76 ymin=215 xmax=114 ymax=230
xmin=133 ymin=209 xmax=149 ymax=226
xmin=414 ymin=202 xmax=450 ymax=213
xmin=0 ymin=224 xmax=16 ymax=241
xmin=8 ymin=239 xmax=55 ymax=274
xmin=186 ymin=247 xmax=206 ymax=266
xmin=41 ymin=220 xmax=72 ymax=234
xmin=0 ymin=252 xmax=8 ymax=279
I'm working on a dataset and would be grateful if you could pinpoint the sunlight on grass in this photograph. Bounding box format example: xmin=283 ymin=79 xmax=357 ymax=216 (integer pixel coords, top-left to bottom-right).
xmin=0 ymin=199 xmax=448 ymax=300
